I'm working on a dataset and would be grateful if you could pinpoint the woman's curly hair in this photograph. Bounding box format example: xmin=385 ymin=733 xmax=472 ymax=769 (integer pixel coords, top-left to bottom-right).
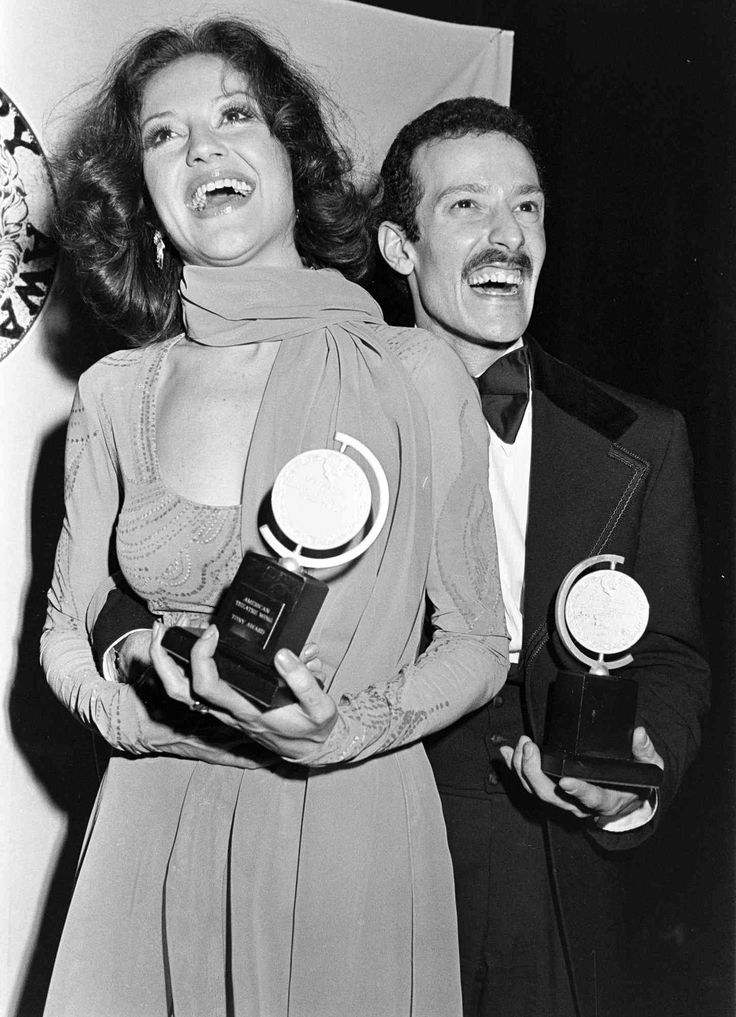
xmin=54 ymin=18 xmax=373 ymax=345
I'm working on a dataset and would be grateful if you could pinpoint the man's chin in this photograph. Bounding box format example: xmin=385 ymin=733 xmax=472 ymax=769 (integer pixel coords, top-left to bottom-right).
xmin=458 ymin=333 xmax=521 ymax=351
xmin=457 ymin=318 xmax=529 ymax=348
xmin=415 ymin=304 xmax=529 ymax=348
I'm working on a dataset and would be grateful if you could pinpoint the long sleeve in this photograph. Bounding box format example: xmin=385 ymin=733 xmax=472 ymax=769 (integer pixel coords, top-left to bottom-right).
xmin=41 ymin=376 xmax=126 ymax=733
xmin=295 ymin=329 xmax=509 ymax=766
xmin=40 ymin=371 xmax=259 ymax=767
xmin=590 ymin=409 xmax=710 ymax=851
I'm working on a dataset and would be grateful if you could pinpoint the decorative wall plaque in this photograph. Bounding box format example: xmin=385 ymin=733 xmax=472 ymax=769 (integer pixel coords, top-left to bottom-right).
xmin=0 ymin=88 xmax=57 ymax=362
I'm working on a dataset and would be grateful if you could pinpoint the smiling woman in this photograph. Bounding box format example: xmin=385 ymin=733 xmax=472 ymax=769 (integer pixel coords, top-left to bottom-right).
xmin=140 ymin=55 xmax=302 ymax=269
xmin=54 ymin=20 xmax=371 ymax=343
xmin=41 ymin=17 xmax=508 ymax=1017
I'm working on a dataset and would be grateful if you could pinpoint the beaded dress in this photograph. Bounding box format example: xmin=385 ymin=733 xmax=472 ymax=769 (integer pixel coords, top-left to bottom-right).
xmin=41 ymin=269 xmax=507 ymax=1017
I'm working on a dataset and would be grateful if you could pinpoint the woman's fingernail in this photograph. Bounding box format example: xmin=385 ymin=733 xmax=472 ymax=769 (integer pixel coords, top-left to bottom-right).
xmin=275 ymin=648 xmax=295 ymax=667
xmin=203 ymin=624 xmax=218 ymax=640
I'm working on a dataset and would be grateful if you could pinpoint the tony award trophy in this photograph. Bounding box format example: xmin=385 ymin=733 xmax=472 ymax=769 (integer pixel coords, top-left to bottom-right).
xmin=541 ymin=554 xmax=662 ymax=789
xmin=163 ymin=432 xmax=389 ymax=708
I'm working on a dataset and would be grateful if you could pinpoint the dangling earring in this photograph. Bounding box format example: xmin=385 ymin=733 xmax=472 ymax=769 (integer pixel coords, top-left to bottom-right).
xmin=153 ymin=229 xmax=165 ymax=270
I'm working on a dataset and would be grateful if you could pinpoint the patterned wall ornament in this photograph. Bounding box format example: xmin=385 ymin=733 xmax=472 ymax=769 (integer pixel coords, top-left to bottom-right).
xmin=0 ymin=88 xmax=57 ymax=363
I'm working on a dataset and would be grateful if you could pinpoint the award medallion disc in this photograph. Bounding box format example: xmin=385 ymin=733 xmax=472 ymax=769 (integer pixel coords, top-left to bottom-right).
xmin=565 ymin=569 xmax=649 ymax=656
xmin=272 ymin=448 xmax=372 ymax=550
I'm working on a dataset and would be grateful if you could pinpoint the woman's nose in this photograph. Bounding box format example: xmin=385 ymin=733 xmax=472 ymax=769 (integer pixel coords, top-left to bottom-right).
xmin=186 ymin=123 xmax=226 ymax=165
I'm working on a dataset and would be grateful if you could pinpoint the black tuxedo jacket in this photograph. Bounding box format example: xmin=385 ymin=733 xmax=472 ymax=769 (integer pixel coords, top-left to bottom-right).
xmin=518 ymin=337 xmax=709 ymax=1013
xmin=523 ymin=338 xmax=708 ymax=822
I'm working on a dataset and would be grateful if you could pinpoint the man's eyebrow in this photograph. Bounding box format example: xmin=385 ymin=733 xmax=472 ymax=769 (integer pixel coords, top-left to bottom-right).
xmin=434 ymin=182 xmax=488 ymax=205
xmin=515 ymin=183 xmax=545 ymax=198
xmin=433 ymin=180 xmax=545 ymax=206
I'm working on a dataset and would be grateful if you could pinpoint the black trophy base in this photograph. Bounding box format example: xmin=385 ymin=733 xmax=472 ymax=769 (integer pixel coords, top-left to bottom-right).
xmin=541 ymin=670 xmax=662 ymax=790
xmin=162 ymin=551 xmax=328 ymax=709
xmin=161 ymin=626 xmax=293 ymax=709
xmin=541 ymin=751 xmax=662 ymax=789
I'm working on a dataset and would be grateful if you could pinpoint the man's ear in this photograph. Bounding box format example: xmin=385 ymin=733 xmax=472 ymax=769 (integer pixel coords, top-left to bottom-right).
xmin=377 ymin=221 xmax=415 ymax=277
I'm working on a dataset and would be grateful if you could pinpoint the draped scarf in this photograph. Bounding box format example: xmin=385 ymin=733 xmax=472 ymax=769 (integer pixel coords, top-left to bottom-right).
xmin=180 ymin=264 xmax=433 ymax=704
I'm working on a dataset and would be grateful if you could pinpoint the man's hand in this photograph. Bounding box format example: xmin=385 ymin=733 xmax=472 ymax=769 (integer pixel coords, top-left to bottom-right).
xmin=114 ymin=629 xmax=154 ymax=684
xmin=499 ymin=727 xmax=663 ymax=823
xmin=149 ymin=621 xmax=336 ymax=761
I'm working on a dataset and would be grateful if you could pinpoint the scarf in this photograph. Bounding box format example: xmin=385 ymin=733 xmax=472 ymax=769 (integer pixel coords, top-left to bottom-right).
xmin=180 ymin=264 xmax=432 ymax=702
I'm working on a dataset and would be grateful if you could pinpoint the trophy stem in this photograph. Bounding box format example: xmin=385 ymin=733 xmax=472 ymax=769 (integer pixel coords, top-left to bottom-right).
xmin=589 ymin=655 xmax=610 ymax=676
xmin=280 ymin=549 xmax=307 ymax=573
xmin=279 ymin=554 xmax=304 ymax=575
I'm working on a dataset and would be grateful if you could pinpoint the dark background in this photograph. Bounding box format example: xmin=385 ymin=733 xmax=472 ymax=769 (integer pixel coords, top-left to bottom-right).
xmin=365 ymin=0 xmax=736 ymax=1013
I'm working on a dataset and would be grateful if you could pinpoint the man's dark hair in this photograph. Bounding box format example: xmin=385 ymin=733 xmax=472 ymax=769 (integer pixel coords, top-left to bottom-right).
xmin=379 ymin=97 xmax=543 ymax=243
xmin=55 ymin=18 xmax=372 ymax=345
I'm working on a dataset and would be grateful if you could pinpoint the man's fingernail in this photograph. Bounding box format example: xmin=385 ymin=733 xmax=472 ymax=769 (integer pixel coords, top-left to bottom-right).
xmin=203 ymin=624 xmax=218 ymax=639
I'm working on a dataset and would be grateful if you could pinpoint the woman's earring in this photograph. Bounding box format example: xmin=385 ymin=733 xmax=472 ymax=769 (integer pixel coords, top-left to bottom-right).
xmin=153 ymin=229 xmax=165 ymax=270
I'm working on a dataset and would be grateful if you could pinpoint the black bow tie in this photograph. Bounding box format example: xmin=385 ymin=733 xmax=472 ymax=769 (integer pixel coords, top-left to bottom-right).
xmin=476 ymin=345 xmax=530 ymax=444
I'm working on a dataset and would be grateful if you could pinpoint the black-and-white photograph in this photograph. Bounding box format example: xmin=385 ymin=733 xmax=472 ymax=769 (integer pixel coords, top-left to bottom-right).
xmin=1 ymin=1 xmax=732 ymax=1015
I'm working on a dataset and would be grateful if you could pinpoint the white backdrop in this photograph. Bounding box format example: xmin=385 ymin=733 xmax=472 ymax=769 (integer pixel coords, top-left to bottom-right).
xmin=0 ymin=1 xmax=511 ymax=1011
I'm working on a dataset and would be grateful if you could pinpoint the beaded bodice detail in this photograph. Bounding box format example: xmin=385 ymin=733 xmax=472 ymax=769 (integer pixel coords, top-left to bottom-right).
xmin=116 ymin=337 xmax=242 ymax=618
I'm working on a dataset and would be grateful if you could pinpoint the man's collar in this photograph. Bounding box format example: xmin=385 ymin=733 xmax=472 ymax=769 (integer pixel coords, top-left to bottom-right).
xmin=525 ymin=336 xmax=638 ymax=442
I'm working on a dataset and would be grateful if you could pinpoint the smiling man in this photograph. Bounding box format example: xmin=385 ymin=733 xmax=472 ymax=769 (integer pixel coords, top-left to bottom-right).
xmin=378 ymin=98 xmax=709 ymax=1017
xmin=387 ymin=129 xmax=544 ymax=357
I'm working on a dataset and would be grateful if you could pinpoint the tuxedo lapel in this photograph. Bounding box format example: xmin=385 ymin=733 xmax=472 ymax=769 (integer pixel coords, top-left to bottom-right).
xmin=521 ymin=341 xmax=649 ymax=734
xmin=524 ymin=389 xmax=613 ymax=636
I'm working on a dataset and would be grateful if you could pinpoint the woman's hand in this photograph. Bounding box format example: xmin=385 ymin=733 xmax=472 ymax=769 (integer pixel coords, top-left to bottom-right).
xmin=149 ymin=621 xmax=337 ymax=761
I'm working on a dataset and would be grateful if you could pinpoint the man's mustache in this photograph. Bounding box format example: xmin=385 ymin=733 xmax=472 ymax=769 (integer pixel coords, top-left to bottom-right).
xmin=462 ymin=249 xmax=533 ymax=280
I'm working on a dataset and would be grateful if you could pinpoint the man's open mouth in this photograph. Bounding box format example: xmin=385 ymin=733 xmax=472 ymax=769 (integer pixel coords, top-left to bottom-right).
xmin=466 ymin=265 xmax=523 ymax=295
xmin=187 ymin=178 xmax=254 ymax=213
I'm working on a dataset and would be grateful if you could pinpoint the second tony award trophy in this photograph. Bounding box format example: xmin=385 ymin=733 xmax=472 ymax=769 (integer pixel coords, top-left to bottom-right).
xmin=541 ymin=554 xmax=662 ymax=789
xmin=163 ymin=432 xmax=389 ymax=708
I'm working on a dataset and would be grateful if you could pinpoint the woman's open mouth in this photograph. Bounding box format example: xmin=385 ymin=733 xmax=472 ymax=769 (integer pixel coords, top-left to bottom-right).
xmin=187 ymin=178 xmax=254 ymax=215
